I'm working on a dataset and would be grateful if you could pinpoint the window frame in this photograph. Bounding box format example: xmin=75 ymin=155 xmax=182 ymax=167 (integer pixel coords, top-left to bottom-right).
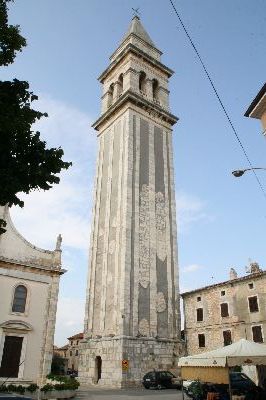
xmin=220 ymin=302 xmax=229 ymax=318
xmin=248 ymin=295 xmax=259 ymax=313
xmin=196 ymin=307 xmax=204 ymax=322
xmin=10 ymin=283 xmax=30 ymax=316
xmin=198 ymin=333 xmax=206 ymax=348
xmin=222 ymin=329 xmax=232 ymax=346
xmin=251 ymin=325 xmax=264 ymax=343
xmin=0 ymin=332 xmax=27 ymax=379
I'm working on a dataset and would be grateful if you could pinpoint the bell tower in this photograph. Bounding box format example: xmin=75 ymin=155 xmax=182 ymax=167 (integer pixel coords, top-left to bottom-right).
xmin=79 ymin=16 xmax=182 ymax=387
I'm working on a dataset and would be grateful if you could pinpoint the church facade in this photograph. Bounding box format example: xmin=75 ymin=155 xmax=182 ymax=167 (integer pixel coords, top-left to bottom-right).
xmin=79 ymin=17 xmax=183 ymax=387
xmin=0 ymin=206 xmax=65 ymax=385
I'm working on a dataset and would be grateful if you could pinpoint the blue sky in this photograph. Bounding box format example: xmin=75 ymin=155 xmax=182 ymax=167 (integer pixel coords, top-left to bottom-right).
xmin=3 ymin=0 xmax=266 ymax=345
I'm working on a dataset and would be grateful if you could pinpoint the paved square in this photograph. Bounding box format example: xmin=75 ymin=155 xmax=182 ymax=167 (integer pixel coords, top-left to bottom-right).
xmin=76 ymin=387 xmax=189 ymax=400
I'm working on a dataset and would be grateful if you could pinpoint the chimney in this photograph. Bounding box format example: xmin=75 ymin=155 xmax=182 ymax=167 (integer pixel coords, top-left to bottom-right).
xmin=230 ymin=268 xmax=238 ymax=280
xmin=249 ymin=261 xmax=262 ymax=274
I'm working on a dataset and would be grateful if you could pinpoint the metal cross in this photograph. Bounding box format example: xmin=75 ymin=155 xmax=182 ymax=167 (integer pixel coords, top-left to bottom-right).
xmin=132 ymin=7 xmax=140 ymax=18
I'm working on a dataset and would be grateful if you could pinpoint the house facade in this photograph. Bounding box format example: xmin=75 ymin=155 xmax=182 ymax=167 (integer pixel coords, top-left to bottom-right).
xmin=245 ymin=82 xmax=266 ymax=134
xmin=0 ymin=206 xmax=65 ymax=385
xmin=182 ymin=262 xmax=266 ymax=356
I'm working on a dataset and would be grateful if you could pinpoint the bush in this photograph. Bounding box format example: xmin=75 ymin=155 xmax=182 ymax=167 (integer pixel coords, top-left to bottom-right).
xmin=41 ymin=384 xmax=54 ymax=392
xmin=26 ymin=384 xmax=39 ymax=393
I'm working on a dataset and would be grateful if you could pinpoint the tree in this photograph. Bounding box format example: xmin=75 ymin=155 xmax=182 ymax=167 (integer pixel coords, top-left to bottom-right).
xmin=0 ymin=0 xmax=71 ymax=232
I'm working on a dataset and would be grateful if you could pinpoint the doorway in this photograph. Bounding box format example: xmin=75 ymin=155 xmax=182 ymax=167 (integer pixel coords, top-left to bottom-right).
xmin=0 ymin=336 xmax=23 ymax=377
xmin=95 ymin=356 xmax=102 ymax=383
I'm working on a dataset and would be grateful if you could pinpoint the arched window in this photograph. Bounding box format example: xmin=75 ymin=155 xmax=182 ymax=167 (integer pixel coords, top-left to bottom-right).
xmin=107 ymin=83 xmax=114 ymax=107
xmin=12 ymin=285 xmax=27 ymax=313
xmin=118 ymin=74 xmax=123 ymax=96
xmin=139 ymin=71 xmax=146 ymax=93
xmin=152 ymin=79 xmax=159 ymax=101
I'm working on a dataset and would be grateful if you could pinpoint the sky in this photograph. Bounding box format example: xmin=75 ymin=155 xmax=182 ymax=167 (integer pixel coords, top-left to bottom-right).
xmin=2 ymin=0 xmax=266 ymax=346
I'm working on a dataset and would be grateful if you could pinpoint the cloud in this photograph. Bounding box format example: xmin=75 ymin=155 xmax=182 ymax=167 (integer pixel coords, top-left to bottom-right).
xmin=182 ymin=263 xmax=203 ymax=273
xmin=10 ymin=94 xmax=97 ymax=251
xmin=55 ymin=296 xmax=85 ymax=346
xmin=176 ymin=191 xmax=213 ymax=232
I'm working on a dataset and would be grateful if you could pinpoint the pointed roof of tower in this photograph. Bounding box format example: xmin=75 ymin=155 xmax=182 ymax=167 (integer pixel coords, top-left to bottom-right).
xmin=121 ymin=16 xmax=156 ymax=48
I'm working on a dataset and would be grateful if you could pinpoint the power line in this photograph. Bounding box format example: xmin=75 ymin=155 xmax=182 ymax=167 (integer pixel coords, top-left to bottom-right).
xmin=168 ymin=0 xmax=266 ymax=201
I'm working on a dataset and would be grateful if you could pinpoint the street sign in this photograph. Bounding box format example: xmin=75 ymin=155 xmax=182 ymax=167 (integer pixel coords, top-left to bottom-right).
xmin=122 ymin=359 xmax=129 ymax=371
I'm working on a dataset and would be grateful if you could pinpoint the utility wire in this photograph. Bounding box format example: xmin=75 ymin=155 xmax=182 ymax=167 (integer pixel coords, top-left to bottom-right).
xmin=168 ymin=0 xmax=266 ymax=201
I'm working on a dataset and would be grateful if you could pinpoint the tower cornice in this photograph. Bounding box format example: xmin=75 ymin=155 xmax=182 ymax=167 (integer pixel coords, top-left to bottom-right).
xmin=98 ymin=43 xmax=174 ymax=83
xmin=92 ymin=89 xmax=178 ymax=131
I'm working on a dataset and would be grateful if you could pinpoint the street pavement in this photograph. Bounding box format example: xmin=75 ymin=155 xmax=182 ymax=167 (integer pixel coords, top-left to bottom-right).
xmin=75 ymin=386 xmax=190 ymax=400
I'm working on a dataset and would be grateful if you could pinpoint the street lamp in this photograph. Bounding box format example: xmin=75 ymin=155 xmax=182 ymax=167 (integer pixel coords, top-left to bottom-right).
xmin=232 ymin=168 xmax=266 ymax=177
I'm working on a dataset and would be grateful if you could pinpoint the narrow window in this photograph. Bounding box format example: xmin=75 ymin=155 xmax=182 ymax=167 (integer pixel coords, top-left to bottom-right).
xmin=12 ymin=285 xmax=27 ymax=313
xmin=220 ymin=303 xmax=229 ymax=317
xmin=107 ymin=83 xmax=114 ymax=107
xmin=248 ymin=283 xmax=254 ymax=289
xmin=139 ymin=71 xmax=146 ymax=93
xmin=221 ymin=290 xmax=225 ymax=296
xmin=77 ymin=340 xmax=79 ymax=345
xmin=198 ymin=334 xmax=205 ymax=348
xmin=197 ymin=296 xmax=201 ymax=302
xmin=118 ymin=73 xmax=123 ymax=96
xmin=249 ymin=296 xmax=259 ymax=313
xmin=75 ymin=350 xmax=78 ymax=356
xmin=223 ymin=330 xmax=232 ymax=346
xmin=196 ymin=308 xmax=203 ymax=322
xmin=252 ymin=326 xmax=263 ymax=343
xmin=70 ymin=341 xmax=73 ymax=346
xmin=152 ymin=79 xmax=159 ymax=100
xmin=70 ymin=351 xmax=72 ymax=356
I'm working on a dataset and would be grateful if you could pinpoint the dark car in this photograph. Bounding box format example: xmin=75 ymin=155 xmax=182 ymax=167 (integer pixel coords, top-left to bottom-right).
xmin=142 ymin=370 xmax=181 ymax=389
xmin=186 ymin=372 xmax=257 ymax=399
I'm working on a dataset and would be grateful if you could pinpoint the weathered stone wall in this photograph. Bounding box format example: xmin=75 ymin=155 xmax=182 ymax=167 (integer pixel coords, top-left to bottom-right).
xmin=183 ymin=272 xmax=266 ymax=355
xmin=79 ymin=336 xmax=182 ymax=387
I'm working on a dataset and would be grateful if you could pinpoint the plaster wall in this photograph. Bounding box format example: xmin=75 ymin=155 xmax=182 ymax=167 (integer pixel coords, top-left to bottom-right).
xmin=183 ymin=273 xmax=266 ymax=355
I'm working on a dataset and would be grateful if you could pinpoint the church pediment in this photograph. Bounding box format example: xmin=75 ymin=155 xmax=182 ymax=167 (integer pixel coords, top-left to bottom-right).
xmin=0 ymin=320 xmax=33 ymax=331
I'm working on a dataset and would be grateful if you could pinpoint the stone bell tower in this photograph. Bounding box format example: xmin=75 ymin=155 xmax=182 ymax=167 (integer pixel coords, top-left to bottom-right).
xmin=79 ymin=16 xmax=182 ymax=387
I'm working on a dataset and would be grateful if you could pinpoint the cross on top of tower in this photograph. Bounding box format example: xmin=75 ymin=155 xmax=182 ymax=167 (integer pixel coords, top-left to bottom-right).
xmin=131 ymin=7 xmax=140 ymax=19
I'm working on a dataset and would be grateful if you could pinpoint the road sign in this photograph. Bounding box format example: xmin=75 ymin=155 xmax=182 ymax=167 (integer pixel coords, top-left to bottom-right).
xmin=122 ymin=359 xmax=129 ymax=371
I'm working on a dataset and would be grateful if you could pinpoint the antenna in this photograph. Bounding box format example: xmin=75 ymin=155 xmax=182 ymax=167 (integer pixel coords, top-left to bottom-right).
xmin=132 ymin=7 xmax=140 ymax=18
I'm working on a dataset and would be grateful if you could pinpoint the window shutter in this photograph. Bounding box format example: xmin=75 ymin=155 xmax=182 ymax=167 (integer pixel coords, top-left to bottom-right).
xmin=252 ymin=326 xmax=263 ymax=343
xmin=197 ymin=308 xmax=203 ymax=322
xmin=223 ymin=330 xmax=232 ymax=346
xmin=249 ymin=296 xmax=259 ymax=312
xmin=220 ymin=303 xmax=229 ymax=317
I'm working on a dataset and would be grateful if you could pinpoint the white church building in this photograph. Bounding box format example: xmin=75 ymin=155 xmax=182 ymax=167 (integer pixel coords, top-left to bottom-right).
xmin=0 ymin=206 xmax=65 ymax=385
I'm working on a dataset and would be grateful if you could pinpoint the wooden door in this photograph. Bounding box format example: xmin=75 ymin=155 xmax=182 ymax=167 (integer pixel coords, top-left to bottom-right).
xmin=0 ymin=336 xmax=23 ymax=377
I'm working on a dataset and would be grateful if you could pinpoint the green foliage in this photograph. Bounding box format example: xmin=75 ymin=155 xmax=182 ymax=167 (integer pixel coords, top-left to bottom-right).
xmin=40 ymin=384 xmax=54 ymax=393
xmin=50 ymin=355 xmax=67 ymax=376
xmin=0 ymin=0 xmax=72 ymax=227
xmin=188 ymin=380 xmax=204 ymax=400
xmin=46 ymin=374 xmax=69 ymax=383
xmin=0 ymin=79 xmax=72 ymax=208
xmin=26 ymin=383 xmax=39 ymax=393
xmin=0 ymin=0 xmax=26 ymax=66
xmin=0 ymin=384 xmax=38 ymax=394
xmin=41 ymin=378 xmax=79 ymax=392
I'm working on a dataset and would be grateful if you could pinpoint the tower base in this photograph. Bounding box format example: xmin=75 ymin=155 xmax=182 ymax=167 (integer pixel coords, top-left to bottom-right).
xmin=78 ymin=336 xmax=184 ymax=388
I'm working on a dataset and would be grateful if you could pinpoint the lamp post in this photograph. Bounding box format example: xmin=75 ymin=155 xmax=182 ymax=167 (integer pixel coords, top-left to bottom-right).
xmin=232 ymin=167 xmax=266 ymax=177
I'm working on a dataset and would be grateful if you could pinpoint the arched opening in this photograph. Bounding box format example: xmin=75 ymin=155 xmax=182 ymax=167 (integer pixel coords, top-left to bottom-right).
xmin=95 ymin=356 xmax=102 ymax=383
xmin=139 ymin=71 xmax=146 ymax=94
xmin=118 ymin=73 xmax=123 ymax=97
xmin=152 ymin=79 xmax=159 ymax=101
xmin=12 ymin=285 xmax=27 ymax=313
xmin=107 ymin=83 xmax=114 ymax=107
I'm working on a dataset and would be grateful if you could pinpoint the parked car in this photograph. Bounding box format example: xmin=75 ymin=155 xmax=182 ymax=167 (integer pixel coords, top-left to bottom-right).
xmin=142 ymin=370 xmax=181 ymax=389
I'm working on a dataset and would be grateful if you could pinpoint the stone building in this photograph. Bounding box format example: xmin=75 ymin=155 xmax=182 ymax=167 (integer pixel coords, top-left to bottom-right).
xmin=245 ymin=82 xmax=266 ymax=134
xmin=0 ymin=206 xmax=65 ymax=385
xmin=182 ymin=262 xmax=266 ymax=356
xmin=67 ymin=333 xmax=83 ymax=372
xmin=79 ymin=16 xmax=183 ymax=387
